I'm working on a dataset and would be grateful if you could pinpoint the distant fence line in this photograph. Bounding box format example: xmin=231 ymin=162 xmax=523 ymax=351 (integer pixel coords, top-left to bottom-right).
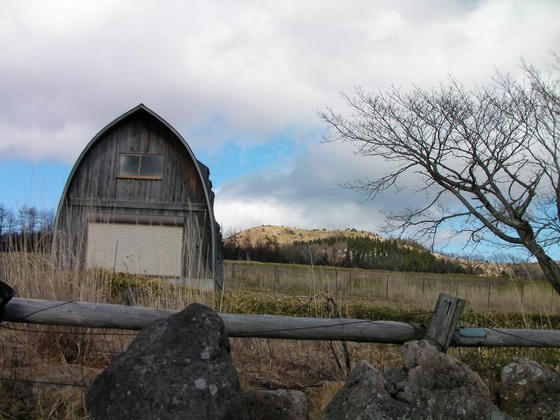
xmin=223 ymin=261 xmax=560 ymax=315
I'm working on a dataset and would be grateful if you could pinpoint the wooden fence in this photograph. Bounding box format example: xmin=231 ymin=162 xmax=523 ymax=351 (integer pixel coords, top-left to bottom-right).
xmin=3 ymin=294 xmax=560 ymax=350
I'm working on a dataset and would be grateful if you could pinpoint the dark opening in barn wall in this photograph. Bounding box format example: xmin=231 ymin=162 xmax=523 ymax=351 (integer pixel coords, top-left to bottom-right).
xmin=53 ymin=104 xmax=223 ymax=290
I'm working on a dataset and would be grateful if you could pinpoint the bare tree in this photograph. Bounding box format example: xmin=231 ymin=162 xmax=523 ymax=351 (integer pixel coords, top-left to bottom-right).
xmin=17 ymin=205 xmax=39 ymax=233
xmin=39 ymin=209 xmax=55 ymax=234
xmin=320 ymin=60 xmax=560 ymax=294
xmin=0 ymin=204 xmax=10 ymax=239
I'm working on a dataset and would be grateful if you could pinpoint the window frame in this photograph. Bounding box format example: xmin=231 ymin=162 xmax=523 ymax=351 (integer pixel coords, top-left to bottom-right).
xmin=117 ymin=153 xmax=164 ymax=180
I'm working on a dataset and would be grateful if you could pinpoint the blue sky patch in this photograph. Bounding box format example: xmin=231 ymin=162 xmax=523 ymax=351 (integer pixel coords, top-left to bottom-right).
xmin=0 ymin=159 xmax=71 ymax=211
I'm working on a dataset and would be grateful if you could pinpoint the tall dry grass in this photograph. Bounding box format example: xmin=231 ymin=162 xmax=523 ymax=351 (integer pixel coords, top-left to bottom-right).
xmin=1 ymin=201 xmax=219 ymax=417
xmin=224 ymin=260 xmax=560 ymax=315
xmin=0 ymin=246 xmax=217 ymax=419
xmin=1 ymin=251 xmax=559 ymax=419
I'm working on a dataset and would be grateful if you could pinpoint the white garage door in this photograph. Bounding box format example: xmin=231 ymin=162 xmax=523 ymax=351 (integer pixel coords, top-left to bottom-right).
xmin=86 ymin=222 xmax=183 ymax=276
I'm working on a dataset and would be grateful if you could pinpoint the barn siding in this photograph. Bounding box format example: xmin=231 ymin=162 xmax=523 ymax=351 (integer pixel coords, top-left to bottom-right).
xmin=66 ymin=115 xmax=204 ymax=206
xmin=55 ymin=106 xmax=220 ymax=288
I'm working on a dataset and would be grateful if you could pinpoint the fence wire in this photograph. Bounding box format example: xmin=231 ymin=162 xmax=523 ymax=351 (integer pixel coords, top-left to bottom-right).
xmin=0 ymin=376 xmax=87 ymax=388
xmin=0 ymin=292 xmax=559 ymax=403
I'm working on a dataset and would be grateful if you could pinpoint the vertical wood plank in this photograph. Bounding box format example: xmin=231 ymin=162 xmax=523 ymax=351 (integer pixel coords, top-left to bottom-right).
xmin=426 ymin=293 xmax=465 ymax=351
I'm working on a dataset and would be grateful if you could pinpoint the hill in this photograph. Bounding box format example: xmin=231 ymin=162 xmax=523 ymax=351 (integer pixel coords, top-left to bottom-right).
xmin=225 ymin=225 xmax=382 ymax=247
xmin=224 ymin=225 xmax=483 ymax=275
xmin=223 ymin=225 xmax=551 ymax=280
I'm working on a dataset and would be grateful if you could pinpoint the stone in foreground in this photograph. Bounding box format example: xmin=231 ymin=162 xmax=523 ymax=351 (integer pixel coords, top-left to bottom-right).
xmin=401 ymin=340 xmax=506 ymax=419
xmin=499 ymin=358 xmax=560 ymax=419
xmin=245 ymin=389 xmax=308 ymax=420
xmin=86 ymin=303 xmax=248 ymax=420
xmin=322 ymin=361 xmax=409 ymax=419
xmin=323 ymin=340 xmax=506 ymax=419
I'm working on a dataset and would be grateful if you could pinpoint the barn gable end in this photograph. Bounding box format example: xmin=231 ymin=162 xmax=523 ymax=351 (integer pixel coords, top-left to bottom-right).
xmin=54 ymin=104 xmax=223 ymax=290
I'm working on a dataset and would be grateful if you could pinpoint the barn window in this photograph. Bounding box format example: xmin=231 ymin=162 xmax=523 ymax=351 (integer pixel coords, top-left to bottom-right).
xmin=118 ymin=154 xmax=164 ymax=179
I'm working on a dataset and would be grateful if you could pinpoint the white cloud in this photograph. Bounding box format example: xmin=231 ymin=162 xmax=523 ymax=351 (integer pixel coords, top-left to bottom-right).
xmin=1 ymin=0 xmax=559 ymax=162
xmin=214 ymin=141 xmax=408 ymax=235
xmin=215 ymin=195 xmax=380 ymax=236
xmin=2 ymin=0 xmax=560 ymax=251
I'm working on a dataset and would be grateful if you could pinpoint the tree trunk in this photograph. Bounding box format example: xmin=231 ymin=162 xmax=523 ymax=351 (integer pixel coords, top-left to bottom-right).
xmin=534 ymin=250 xmax=560 ymax=295
xmin=517 ymin=224 xmax=560 ymax=295
xmin=522 ymin=237 xmax=560 ymax=295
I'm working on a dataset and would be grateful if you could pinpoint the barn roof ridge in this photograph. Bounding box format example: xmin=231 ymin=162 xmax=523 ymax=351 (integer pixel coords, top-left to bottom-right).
xmin=54 ymin=103 xmax=218 ymax=279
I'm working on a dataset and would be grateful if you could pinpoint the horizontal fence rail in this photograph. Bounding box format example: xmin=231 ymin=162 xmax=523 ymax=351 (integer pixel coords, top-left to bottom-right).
xmin=4 ymin=297 xmax=560 ymax=348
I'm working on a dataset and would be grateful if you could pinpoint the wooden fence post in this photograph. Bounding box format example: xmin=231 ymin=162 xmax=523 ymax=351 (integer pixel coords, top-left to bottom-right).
xmin=385 ymin=273 xmax=389 ymax=301
xmin=487 ymin=277 xmax=491 ymax=310
xmin=334 ymin=267 xmax=338 ymax=292
xmin=426 ymin=293 xmax=465 ymax=352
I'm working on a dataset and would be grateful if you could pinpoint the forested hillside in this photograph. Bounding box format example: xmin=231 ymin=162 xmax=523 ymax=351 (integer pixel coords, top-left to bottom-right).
xmin=224 ymin=226 xmax=482 ymax=275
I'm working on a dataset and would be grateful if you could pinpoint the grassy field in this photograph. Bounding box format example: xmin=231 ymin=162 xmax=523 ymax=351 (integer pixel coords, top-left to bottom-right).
xmin=224 ymin=260 xmax=560 ymax=315
xmin=1 ymin=252 xmax=559 ymax=418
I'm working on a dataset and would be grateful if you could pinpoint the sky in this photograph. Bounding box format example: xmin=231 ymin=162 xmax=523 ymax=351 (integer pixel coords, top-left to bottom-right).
xmin=1 ymin=0 xmax=559 ymax=260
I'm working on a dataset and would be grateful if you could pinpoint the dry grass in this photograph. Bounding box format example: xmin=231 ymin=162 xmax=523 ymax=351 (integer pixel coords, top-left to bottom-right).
xmin=0 ymin=250 xmax=214 ymax=419
xmin=225 ymin=260 xmax=560 ymax=315
xmin=231 ymin=338 xmax=403 ymax=417
xmin=1 ymin=251 xmax=559 ymax=419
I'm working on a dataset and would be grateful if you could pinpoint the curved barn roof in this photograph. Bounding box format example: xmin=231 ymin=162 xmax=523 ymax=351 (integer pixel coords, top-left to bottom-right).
xmin=54 ymin=104 xmax=217 ymax=277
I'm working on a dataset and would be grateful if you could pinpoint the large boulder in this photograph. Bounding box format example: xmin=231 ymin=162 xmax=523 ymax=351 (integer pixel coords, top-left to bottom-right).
xmin=322 ymin=361 xmax=410 ymax=419
xmin=86 ymin=303 xmax=248 ymax=420
xmin=323 ymin=340 xmax=506 ymax=419
xmin=499 ymin=358 xmax=560 ymax=419
xmin=245 ymin=389 xmax=308 ymax=420
xmin=400 ymin=340 xmax=506 ymax=419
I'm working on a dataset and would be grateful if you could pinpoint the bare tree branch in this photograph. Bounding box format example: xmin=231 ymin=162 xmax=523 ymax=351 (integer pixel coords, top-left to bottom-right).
xmin=320 ymin=57 xmax=560 ymax=294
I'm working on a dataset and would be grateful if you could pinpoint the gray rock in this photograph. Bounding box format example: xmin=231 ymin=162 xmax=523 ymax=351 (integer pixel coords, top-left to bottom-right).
xmin=322 ymin=360 xmax=410 ymax=420
xmin=402 ymin=340 xmax=506 ymax=419
xmin=382 ymin=367 xmax=407 ymax=398
xmin=499 ymin=358 xmax=560 ymax=419
xmin=323 ymin=340 xmax=506 ymax=420
xmin=86 ymin=303 xmax=248 ymax=420
xmin=245 ymin=389 xmax=308 ymax=420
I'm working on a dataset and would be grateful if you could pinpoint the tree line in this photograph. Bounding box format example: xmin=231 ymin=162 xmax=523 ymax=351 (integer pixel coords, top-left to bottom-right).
xmin=224 ymin=235 xmax=482 ymax=275
xmin=0 ymin=203 xmax=55 ymax=252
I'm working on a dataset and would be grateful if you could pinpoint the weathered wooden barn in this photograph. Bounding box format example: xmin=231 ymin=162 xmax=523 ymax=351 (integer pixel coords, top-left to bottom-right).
xmin=53 ymin=104 xmax=222 ymax=290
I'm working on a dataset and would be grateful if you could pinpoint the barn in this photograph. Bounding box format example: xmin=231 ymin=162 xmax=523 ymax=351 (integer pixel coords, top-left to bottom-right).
xmin=53 ymin=104 xmax=223 ymax=290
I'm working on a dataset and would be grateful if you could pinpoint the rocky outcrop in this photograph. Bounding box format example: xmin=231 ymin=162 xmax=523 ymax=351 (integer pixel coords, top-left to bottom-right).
xmin=499 ymin=358 xmax=560 ymax=419
xmin=323 ymin=339 xmax=506 ymax=419
xmin=245 ymin=389 xmax=308 ymax=420
xmin=86 ymin=303 xmax=248 ymax=420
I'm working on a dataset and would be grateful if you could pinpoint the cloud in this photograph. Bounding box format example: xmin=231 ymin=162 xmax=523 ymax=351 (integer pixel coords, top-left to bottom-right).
xmin=1 ymin=0 xmax=559 ymax=163
xmin=214 ymin=141 xmax=415 ymax=235
xmin=2 ymin=0 xmax=560 ymax=258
